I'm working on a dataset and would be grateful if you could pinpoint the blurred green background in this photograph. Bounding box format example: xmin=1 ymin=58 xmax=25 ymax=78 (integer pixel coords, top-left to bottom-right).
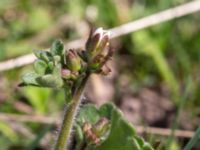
xmin=0 ymin=0 xmax=200 ymax=149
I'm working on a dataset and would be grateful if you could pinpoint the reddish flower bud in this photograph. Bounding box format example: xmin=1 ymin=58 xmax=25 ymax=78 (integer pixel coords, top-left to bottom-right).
xmin=65 ymin=49 xmax=81 ymax=72
xmin=61 ymin=69 xmax=71 ymax=79
xmin=83 ymin=122 xmax=100 ymax=145
xmin=92 ymin=117 xmax=110 ymax=137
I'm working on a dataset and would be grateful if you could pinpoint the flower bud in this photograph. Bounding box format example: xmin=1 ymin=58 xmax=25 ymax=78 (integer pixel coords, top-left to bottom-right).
xmin=65 ymin=49 xmax=81 ymax=72
xmin=83 ymin=122 xmax=100 ymax=145
xmin=92 ymin=117 xmax=110 ymax=137
xmin=86 ymin=28 xmax=111 ymax=60
xmin=61 ymin=69 xmax=71 ymax=79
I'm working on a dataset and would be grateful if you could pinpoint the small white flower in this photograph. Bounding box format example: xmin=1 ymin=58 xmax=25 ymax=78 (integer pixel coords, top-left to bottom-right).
xmin=93 ymin=28 xmax=111 ymax=42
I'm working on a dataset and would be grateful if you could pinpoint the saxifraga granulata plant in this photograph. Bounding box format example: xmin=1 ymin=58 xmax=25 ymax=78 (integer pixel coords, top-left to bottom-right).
xmin=21 ymin=28 xmax=154 ymax=150
xmin=21 ymin=28 xmax=113 ymax=150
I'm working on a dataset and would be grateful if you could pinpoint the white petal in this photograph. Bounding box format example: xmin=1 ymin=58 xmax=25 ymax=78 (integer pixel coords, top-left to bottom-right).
xmin=93 ymin=27 xmax=103 ymax=36
xmin=103 ymin=31 xmax=111 ymax=39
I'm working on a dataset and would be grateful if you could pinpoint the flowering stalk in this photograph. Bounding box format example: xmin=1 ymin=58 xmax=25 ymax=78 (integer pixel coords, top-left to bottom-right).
xmin=21 ymin=27 xmax=113 ymax=150
xmin=55 ymin=75 xmax=89 ymax=150
xmin=55 ymin=28 xmax=112 ymax=150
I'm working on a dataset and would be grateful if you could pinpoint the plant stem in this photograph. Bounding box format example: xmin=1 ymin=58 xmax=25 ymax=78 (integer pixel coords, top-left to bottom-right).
xmin=55 ymin=76 xmax=89 ymax=150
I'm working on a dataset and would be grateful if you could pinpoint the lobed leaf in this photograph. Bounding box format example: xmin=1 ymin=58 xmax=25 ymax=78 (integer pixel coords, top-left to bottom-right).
xmin=22 ymin=72 xmax=40 ymax=86
xmin=34 ymin=59 xmax=47 ymax=75
xmin=77 ymin=104 xmax=100 ymax=125
xmin=76 ymin=103 xmax=154 ymax=150
xmin=50 ymin=40 xmax=64 ymax=56
xmin=36 ymin=74 xmax=63 ymax=88
xmin=34 ymin=50 xmax=53 ymax=62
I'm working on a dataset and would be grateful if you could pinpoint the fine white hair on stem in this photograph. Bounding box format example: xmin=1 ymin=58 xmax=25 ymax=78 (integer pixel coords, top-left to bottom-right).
xmin=54 ymin=93 xmax=85 ymax=149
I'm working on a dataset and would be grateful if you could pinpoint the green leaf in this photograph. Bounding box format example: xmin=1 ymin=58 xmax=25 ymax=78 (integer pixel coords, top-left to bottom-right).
xmin=34 ymin=50 xmax=52 ymax=62
xmin=34 ymin=60 xmax=47 ymax=75
xmin=96 ymin=104 xmax=154 ymax=150
xmin=36 ymin=74 xmax=63 ymax=88
xmin=40 ymin=51 xmax=53 ymax=62
xmin=99 ymin=103 xmax=114 ymax=119
xmin=143 ymin=144 xmax=155 ymax=150
xmin=33 ymin=50 xmax=42 ymax=58
xmin=53 ymin=55 xmax=61 ymax=64
xmin=76 ymin=103 xmax=154 ymax=150
xmin=95 ymin=106 xmax=136 ymax=150
xmin=77 ymin=104 xmax=100 ymax=125
xmin=134 ymin=136 xmax=154 ymax=150
xmin=35 ymin=63 xmax=63 ymax=88
xmin=75 ymin=124 xmax=84 ymax=142
xmin=48 ymin=61 xmax=54 ymax=71
xmin=52 ymin=64 xmax=62 ymax=76
xmin=22 ymin=72 xmax=39 ymax=86
xmin=74 ymin=125 xmax=84 ymax=150
xmin=51 ymin=40 xmax=64 ymax=56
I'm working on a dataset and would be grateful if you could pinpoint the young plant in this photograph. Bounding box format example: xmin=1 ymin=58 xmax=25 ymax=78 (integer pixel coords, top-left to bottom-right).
xmin=21 ymin=28 xmax=154 ymax=150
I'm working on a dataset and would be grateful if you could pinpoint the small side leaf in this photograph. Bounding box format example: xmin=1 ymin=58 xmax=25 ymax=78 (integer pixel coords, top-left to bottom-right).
xmin=48 ymin=61 xmax=54 ymax=71
xmin=33 ymin=50 xmax=43 ymax=58
xmin=53 ymin=55 xmax=61 ymax=64
xmin=74 ymin=125 xmax=84 ymax=150
xmin=40 ymin=51 xmax=53 ymax=62
xmin=52 ymin=64 xmax=62 ymax=76
xmin=34 ymin=50 xmax=52 ymax=62
xmin=34 ymin=60 xmax=47 ymax=75
xmin=36 ymin=74 xmax=63 ymax=88
xmin=22 ymin=72 xmax=39 ymax=86
xmin=50 ymin=40 xmax=64 ymax=56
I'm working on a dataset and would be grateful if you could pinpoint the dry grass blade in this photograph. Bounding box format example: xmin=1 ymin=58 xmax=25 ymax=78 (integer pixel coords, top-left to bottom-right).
xmin=0 ymin=113 xmax=195 ymax=138
xmin=1 ymin=0 xmax=200 ymax=72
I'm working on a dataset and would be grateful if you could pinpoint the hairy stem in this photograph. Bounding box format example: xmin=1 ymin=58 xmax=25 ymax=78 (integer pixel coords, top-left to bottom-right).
xmin=55 ymin=76 xmax=89 ymax=150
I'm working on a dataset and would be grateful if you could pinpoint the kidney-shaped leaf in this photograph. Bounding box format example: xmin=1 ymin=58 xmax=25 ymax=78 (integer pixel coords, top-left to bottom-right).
xmin=77 ymin=103 xmax=154 ymax=150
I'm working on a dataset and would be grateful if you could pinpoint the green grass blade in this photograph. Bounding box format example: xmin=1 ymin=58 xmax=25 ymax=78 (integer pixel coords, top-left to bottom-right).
xmin=184 ymin=126 xmax=200 ymax=150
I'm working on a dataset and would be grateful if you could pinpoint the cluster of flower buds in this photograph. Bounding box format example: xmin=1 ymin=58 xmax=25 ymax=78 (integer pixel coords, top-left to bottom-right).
xmin=21 ymin=27 xmax=113 ymax=90
xmin=82 ymin=117 xmax=110 ymax=145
